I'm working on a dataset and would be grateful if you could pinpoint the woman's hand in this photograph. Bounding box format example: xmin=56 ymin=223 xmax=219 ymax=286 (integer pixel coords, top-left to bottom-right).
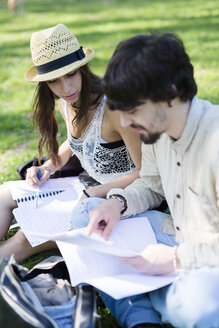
xmin=26 ymin=166 xmax=50 ymax=187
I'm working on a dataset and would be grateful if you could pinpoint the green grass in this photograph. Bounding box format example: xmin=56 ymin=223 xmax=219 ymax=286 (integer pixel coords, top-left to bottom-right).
xmin=0 ymin=0 xmax=218 ymax=326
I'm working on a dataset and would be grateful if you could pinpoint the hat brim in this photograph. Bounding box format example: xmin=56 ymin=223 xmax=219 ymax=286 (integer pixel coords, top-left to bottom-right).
xmin=25 ymin=48 xmax=94 ymax=82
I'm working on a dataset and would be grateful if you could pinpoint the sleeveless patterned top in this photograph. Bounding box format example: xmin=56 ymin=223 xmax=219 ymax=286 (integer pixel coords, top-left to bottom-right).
xmin=61 ymin=95 xmax=136 ymax=184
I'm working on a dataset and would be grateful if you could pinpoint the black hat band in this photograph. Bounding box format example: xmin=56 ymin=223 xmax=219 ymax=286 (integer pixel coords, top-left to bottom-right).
xmin=35 ymin=47 xmax=85 ymax=75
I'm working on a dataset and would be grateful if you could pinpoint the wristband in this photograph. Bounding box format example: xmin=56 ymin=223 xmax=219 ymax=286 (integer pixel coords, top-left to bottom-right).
xmin=41 ymin=164 xmax=55 ymax=176
xmin=107 ymin=194 xmax=127 ymax=214
xmin=82 ymin=189 xmax=90 ymax=198
xmin=173 ymin=245 xmax=181 ymax=274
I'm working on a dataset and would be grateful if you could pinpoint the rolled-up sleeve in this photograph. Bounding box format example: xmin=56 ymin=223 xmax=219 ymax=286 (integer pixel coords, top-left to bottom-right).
xmin=179 ymin=242 xmax=219 ymax=269
xmin=107 ymin=143 xmax=165 ymax=217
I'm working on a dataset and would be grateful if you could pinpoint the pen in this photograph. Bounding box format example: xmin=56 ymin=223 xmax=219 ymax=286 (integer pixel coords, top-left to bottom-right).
xmin=35 ymin=169 xmax=41 ymax=209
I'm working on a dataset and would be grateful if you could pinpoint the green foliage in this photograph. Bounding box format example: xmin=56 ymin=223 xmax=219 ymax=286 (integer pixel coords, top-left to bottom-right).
xmin=22 ymin=249 xmax=62 ymax=269
xmin=97 ymin=307 xmax=122 ymax=328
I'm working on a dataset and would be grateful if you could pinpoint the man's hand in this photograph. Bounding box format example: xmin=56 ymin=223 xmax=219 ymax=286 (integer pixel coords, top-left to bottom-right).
xmin=86 ymin=199 xmax=122 ymax=240
xmin=120 ymin=244 xmax=178 ymax=275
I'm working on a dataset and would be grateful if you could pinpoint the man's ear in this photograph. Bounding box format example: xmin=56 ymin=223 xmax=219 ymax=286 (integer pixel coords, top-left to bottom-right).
xmin=168 ymin=84 xmax=178 ymax=107
xmin=167 ymin=100 xmax=173 ymax=108
xmin=171 ymin=84 xmax=178 ymax=98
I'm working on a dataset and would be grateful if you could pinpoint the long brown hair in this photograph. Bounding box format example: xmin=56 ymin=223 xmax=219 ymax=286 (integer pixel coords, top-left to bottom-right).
xmin=32 ymin=64 xmax=103 ymax=165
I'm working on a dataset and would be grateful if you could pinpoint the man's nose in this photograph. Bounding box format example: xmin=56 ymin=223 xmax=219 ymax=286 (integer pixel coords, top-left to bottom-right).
xmin=120 ymin=112 xmax=132 ymax=127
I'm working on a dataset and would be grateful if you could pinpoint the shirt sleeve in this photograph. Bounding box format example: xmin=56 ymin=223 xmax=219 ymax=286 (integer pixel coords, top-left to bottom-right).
xmin=107 ymin=143 xmax=165 ymax=217
xmin=178 ymin=243 xmax=219 ymax=269
xmin=178 ymin=127 xmax=219 ymax=269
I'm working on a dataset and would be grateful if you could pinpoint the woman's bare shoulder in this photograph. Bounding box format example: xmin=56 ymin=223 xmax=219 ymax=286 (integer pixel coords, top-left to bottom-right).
xmin=104 ymin=104 xmax=122 ymax=127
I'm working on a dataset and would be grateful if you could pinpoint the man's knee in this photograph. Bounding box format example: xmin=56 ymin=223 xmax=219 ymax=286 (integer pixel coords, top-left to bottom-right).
xmin=151 ymin=268 xmax=219 ymax=328
xmin=100 ymin=292 xmax=162 ymax=328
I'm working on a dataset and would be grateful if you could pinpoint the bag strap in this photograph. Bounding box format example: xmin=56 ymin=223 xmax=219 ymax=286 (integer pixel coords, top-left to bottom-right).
xmin=73 ymin=284 xmax=97 ymax=328
xmin=22 ymin=259 xmax=70 ymax=283
xmin=0 ymin=258 xmax=59 ymax=328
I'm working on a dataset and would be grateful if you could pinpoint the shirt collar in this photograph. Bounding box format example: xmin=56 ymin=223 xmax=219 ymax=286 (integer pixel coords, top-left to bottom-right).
xmin=172 ymin=96 xmax=204 ymax=153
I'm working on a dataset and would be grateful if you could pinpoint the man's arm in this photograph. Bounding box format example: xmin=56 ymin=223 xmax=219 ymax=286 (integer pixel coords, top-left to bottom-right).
xmin=122 ymin=128 xmax=219 ymax=274
xmin=107 ymin=143 xmax=165 ymax=217
xmin=87 ymin=143 xmax=164 ymax=238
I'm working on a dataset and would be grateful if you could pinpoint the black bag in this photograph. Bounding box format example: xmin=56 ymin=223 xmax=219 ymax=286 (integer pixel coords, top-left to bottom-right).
xmin=16 ymin=155 xmax=100 ymax=189
xmin=0 ymin=256 xmax=97 ymax=328
xmin=17 ymin=155 xmax=83 ymax=180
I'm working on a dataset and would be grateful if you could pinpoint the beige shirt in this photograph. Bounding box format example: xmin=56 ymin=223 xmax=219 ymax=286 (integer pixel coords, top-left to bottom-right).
xmin=108 ymin=97 xmax=219 ymax=270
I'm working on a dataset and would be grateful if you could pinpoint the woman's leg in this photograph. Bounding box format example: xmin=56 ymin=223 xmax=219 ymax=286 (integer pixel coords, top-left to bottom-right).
xmin=0 ymin=230 xmax=56 ymax=262
xmin=0 ymin=183 xmax=17 ymax=240
xmin=0 ymin=183 xmax=56 ymax=262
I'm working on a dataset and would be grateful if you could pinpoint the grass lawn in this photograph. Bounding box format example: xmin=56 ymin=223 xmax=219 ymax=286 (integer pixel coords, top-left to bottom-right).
xmin=0 ymin=0 xmax=219 ymax=326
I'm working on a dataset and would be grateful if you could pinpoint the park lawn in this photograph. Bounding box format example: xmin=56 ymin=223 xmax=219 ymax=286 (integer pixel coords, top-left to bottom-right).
xmin=0 ymin=0 xmax=219 ymax=326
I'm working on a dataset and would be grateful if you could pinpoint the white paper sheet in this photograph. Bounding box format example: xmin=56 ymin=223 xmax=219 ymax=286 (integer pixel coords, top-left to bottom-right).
xmin=12 ymin=186 xmax=83 ymax=246
xmin=83 ymin=273 xmax=175 ymax=299
xmin=26 ymin=217 xmax=176 ymax=298
xmin=25 ymin=216 xmax=157 ymax=256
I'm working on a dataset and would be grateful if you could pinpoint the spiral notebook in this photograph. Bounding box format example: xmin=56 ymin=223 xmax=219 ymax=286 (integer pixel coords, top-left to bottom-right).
xmin=8 ymin=177 xmax=84 ymax=246
xmin=16 ymin=190 xmax=66 ymax=204
xmin=8 ymin=176 xmax=83 ymax=207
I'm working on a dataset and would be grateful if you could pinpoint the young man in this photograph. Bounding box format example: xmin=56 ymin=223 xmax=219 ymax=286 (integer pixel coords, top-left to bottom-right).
xmin=72 ymin=33 xmax=219 ymax=328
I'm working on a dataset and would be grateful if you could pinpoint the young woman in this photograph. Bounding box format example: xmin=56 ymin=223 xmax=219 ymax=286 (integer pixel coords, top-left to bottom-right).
xmin=0 ymin=24 xmax=141 ymax=262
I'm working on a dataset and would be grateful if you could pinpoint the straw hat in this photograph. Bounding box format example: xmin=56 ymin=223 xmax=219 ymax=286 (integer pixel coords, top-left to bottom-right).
xmin=25 ymin=24 xmax=95 ymax=82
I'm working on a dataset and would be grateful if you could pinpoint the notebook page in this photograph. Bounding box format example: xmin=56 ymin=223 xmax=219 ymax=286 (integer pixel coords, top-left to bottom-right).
xmin=7 ymin=176 xmax=83 ymax=202
xmin=12 ymin=188 xmax=82 ymax=246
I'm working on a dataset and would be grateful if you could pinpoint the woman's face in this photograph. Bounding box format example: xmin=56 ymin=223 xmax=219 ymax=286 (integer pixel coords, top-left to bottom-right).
xmin=47 ymin=69 xmax=82 ymax=103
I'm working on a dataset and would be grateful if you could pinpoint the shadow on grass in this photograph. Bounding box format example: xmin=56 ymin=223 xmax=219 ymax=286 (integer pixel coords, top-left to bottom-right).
xmin=1 ymin=8 xmax=218 ymax=69
xmin=0 ymin=111 xmax=33 ymax=153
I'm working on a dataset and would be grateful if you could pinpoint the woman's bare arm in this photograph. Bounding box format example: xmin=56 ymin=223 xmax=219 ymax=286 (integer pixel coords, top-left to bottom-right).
xmin=83 ymin=107 xmax=142 ymax=199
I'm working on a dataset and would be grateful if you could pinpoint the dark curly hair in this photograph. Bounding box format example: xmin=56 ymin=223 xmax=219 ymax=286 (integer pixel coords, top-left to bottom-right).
xmin=103 ymin=32 xmax=197 ymax=111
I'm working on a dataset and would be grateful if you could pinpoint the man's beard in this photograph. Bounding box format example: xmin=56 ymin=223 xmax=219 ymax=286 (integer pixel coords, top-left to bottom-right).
xmin=140 ymin=132 xmax=161 ymax=144
xmin=131 ymin=124 xmax=161 ymax=144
